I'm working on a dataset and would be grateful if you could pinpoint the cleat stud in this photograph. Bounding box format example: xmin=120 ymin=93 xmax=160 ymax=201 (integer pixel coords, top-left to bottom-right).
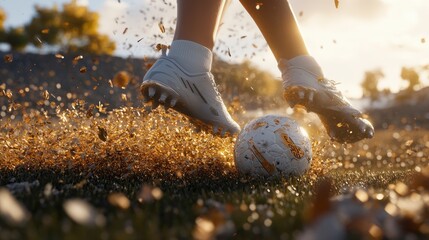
xmin=220 ymin=129 xmax=227 ymax=137
xmin=308 ymin=91 xmax=314 ymax=102
xmin=170 ymin=98 xmax=177 ymax=108
xmin=159 ymin=92 xmax=168 ymax=103
xmin=213 ymin=125 xmax=219 ymax=134
xmin=148 ymin=87 xmax=156 ymax=98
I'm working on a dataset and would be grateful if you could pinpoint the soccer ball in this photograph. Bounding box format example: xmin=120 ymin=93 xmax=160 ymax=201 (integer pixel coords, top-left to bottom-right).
xmin=234 ymin=115 xmax=312 ymax=178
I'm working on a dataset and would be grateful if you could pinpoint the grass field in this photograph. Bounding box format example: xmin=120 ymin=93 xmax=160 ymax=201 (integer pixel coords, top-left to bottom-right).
xmin=1 ymin=106 xmax=428 ymax=239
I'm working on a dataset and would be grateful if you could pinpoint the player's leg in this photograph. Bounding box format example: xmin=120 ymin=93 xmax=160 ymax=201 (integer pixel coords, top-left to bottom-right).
xmin=174 ymin=0 xmax=229 ymax=49
xmin=239 ymin=0 xmax=308 ymax=61
xmin=239 ymin=0 xmax=374 ymax=143
xmin=141 ymin=0 xmax=240 ymax=136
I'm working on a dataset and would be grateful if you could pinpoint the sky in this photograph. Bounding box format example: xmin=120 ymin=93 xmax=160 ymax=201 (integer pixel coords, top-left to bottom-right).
xmin=1 ymin=0 xmax=429 ymax=98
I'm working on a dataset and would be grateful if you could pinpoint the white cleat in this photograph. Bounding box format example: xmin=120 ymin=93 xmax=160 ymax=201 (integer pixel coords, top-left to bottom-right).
xmin=279 ymin=56 xmax=374 ymax=143
xmin=141 ymin=49 xmax=241 ymax=136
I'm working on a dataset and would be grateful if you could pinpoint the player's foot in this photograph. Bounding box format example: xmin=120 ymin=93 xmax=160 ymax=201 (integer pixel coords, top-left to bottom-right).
xmin=279 ymin=56 xmax=374 ymax=143
xmin=141 ymin=48 xmax=241 ymax=136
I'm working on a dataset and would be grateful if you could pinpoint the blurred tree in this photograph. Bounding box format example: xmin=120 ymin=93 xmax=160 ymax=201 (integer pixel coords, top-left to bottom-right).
xmin=0 ymin=8 xmax=5 ymax=30
xmin=381 ymin=88 xmax=391 ymax=95
xmin=212 ymin=57 xmax=283 ymax=108
xmin=24 ymin=0 xmax=115 ymax=54
xmin=0 ymin=8 xmax=29 ymax=51
xmin=4 ymin=27 xmax=29 ymax=51
xmin=400 ymin=67 xmax=420 ymax=91
xmin=75 ymin=34 xmax=116 ymax=55
xmin=213 ymin=59 xmax=282 ymax=97
xmin=61 ymin=1 xmax=98 ymax=37
xmin=26 ymin=5 xmax=62 ymax=47
xmin=0 ymin=8 xmax=6 ymax=43
xmin=361 ymin=69 xmax=384 ymax=101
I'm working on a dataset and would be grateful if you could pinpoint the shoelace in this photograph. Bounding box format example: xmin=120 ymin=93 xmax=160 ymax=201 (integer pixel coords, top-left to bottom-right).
xmin=207 ymin=73 xmax=222 ymax=98
xmin=317 ymin=77 xmax=341 ymax=93
xmin=283 ymin=66 xmax=340 ymax=94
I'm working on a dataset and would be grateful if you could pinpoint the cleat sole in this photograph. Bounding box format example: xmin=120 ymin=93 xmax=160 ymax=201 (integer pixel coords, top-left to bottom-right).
xmin=284 ymin=85 xmax=374 ymax=143
xmin=141 ymin=80 xmax=239 ymax=137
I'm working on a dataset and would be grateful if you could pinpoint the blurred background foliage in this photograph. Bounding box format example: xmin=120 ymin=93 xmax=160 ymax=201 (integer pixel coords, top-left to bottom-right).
xmin=0 ymin=0 xmax=115 ymax=54
xmin=0 ymin=0 xmax=428 ymax=121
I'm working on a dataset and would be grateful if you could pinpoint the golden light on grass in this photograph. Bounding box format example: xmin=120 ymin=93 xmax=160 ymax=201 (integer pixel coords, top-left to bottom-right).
xmin=385 ymin=203 xmax=398 ymax=216
xmin=355 ymin=189 xmax=369 ymax=203
xmin=369 ymin=224 xmax=382 ymax=238
xmin=394 ymin=182 xmax=409 ymax=196
xmin=63 ymin=199 xmax=106 ymax=227
xmin=0 ymin=106 xmax=236 ymax=180
xmin=193 ymin=217 xmax=217 ymax=240
xmin=137 ymin=184 xmax=164 ymax=203
xmin=108 ymin=193 xmax=130 ymax=210
xmin=0 ymin=188 xmax=29 ymax=226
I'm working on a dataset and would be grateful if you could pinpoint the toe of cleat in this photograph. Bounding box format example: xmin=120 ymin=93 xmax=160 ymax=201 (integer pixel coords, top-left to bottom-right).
xmin=284 ymin=85 xmax=375 ymax=143
xmin=326 ymin=118 xmax=374 ymax=143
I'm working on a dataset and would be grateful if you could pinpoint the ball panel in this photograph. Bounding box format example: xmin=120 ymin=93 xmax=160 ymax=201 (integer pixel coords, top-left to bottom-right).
xmin=234 ymin=115 xmax=313 ymax=178
xmin=248 ymin=139 xmax=276 ymax=175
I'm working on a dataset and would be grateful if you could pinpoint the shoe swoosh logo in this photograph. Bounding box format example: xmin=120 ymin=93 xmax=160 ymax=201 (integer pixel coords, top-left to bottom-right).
xmin=192 ymin=83 xmax=208 ymax=104
xmin=181 ymin=78 xmax=208 ymax=105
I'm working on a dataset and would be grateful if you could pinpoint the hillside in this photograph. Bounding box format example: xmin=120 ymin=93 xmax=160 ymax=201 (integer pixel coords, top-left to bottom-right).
xmin=1 ymin=51 xmax=150 ymax=112
xmin=366 ymin=87 xmax=429 ymax=129
xmin=0 ymin=51 xmax=285 ymax=116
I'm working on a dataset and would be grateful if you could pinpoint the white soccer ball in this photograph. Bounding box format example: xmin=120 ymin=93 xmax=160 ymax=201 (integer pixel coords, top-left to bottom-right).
xmin=234 ymin=115 xmax=312 ymax=178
